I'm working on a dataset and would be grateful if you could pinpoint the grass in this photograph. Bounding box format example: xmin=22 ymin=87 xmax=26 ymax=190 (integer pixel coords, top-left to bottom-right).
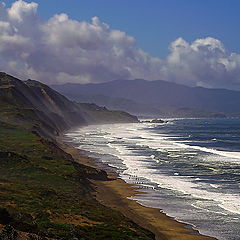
xmin=0 ymin=122 xmax=154 ymax=239
xmin=0 ymin=76 xmax=152 ymax=239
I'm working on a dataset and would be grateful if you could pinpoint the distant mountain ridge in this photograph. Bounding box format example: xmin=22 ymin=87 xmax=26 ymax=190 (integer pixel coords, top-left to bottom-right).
xmin=0 ymin=73 xmax=138 ymax=138
xmin=52 ymin=79 xmax=240 ymax=117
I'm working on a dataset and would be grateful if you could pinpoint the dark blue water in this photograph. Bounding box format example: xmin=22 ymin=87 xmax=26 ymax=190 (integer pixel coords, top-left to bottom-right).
xmin=152 ymin=118 xmax=240 ymax=152
xmin=65 ymin=118 xmax=240 ymax=240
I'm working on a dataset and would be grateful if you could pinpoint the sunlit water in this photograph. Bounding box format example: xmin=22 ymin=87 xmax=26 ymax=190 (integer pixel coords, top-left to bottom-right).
xmin=64 ymin=118 xmax=240 ymax=240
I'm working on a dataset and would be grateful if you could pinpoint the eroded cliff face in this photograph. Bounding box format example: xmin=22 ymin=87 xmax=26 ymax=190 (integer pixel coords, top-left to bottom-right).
xmin=0 ymin=72 xmax=138 ymax=137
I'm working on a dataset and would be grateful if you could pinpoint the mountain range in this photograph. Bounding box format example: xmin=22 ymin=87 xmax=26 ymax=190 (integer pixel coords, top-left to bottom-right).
xmin=52 ymin=79 xmax=240 ymax=118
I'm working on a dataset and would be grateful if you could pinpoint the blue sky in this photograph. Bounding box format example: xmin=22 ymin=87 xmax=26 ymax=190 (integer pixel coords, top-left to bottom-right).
xmin=4 ymin=0 xmax=240 ymax=58
xmin=1 ymin=0 xmax=240 ymax=89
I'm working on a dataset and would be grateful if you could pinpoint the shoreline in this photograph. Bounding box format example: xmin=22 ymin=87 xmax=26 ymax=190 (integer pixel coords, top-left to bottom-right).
xmin=58 ymin=137 xmax=218 ymax=240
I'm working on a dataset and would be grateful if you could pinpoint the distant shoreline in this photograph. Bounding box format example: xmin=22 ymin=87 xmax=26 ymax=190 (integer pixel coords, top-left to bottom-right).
xmin=59 ymin=134 xmax=218 ymax=240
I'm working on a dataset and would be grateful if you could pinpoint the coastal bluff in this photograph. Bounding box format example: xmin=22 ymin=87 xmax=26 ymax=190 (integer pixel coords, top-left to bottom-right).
xmin=0 ymin=73 xmax=217 ymax=240
xmin=0 ymin=72 xmax=138 ymax=138
xmin=0 ymin=73 xmax=154 ymax=240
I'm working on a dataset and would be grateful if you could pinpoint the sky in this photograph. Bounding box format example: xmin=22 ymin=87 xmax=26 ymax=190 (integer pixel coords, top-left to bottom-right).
xmin=1 ymin=0 xmax=240 ymax=89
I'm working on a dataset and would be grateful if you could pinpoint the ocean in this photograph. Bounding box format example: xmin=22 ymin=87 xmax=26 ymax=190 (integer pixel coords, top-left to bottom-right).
xmin=64 ymin=118 xmax=240 ymax=240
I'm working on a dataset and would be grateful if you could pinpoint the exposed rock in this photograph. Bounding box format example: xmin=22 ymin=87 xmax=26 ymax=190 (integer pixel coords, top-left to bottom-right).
xmin=142 ymin=119 xmax=166 ymax=123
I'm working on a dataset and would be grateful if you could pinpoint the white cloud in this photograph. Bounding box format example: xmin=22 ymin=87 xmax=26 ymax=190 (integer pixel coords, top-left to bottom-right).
xmin=164 ymin=37 xmax=240 ymax=88
xmin=0 ymin=0 xmax=240 ymax=89
xmin=7 ymin=0 xmax=38 ymax=23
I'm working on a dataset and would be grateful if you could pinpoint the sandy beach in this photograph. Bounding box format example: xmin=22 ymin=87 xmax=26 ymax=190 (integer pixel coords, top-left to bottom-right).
xmin=59 ymin=138 xmax=218 ymax=240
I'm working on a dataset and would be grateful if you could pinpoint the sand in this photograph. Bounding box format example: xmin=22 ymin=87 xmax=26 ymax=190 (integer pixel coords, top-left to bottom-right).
xmin=59 ymin=139 xmax=217 ymax=240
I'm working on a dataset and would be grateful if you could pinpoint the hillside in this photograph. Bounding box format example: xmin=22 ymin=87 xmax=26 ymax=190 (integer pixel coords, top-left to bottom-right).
xmin=52 ymin=79 xmax=240 ymax=117
xmin=0 ymin=73 xmax=138 ymax=137
xmin=0 ymin=121 xmax=153 ymax=240
xmin=0 ymin=73 xmax=153 ymax=240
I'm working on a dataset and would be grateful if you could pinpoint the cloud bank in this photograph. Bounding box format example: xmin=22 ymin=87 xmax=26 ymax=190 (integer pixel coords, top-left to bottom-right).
xmin=0 ymin=0 xmax=240 ymax=89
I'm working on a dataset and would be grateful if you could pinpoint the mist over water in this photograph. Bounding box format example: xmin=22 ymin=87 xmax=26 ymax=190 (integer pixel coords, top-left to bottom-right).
xmin=65 ymin=118 xmax=240 ymax=240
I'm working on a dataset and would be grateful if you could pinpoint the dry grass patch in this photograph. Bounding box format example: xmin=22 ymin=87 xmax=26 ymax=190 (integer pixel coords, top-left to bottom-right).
xmin=51 ymin=213 xmax=102 ymax=226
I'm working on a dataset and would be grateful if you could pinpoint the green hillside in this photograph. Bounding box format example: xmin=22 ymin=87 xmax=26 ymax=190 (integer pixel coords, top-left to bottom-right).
xmin=0 ymin=73 xmax=151 ymax=239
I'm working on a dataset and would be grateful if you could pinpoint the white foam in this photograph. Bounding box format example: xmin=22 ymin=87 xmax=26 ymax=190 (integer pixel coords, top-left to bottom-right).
xmin=103 ymin=139 xmax=240 ymax=215
xmin=176 ymin=143 xmax=240 ymax=162
xmin=65 ymin=122 xmax=240 ymax=216
xmin=134 ymin=131 xmax=240 ymax=163
xmin=210 ymin=184 xmax=220 ymax=189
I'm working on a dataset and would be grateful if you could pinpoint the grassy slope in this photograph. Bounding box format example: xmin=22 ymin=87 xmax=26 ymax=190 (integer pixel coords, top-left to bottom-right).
xmin=0 ymin=122 xmax=154 ymax=240
xmin=0 ymin=77 xmax=152 ymax=239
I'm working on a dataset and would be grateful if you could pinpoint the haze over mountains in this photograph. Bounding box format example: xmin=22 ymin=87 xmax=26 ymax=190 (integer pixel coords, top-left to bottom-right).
xmin=0 ymin=73 xmax=138 ymax=137
xmin=52 ymin=79 xmax=240 ymax=118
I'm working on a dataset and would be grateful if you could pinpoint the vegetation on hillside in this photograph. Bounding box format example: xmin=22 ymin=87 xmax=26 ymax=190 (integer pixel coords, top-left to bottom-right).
xmin=0 ymin=73 xmax=152 ymax=239
xmin=0 ymin=122 xmax=153 ymax=239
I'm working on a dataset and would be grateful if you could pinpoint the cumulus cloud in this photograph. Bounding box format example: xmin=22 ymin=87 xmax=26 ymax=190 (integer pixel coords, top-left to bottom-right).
xmin=0 ymin=0 xmax=240 ymax=89
xmin=164 ymin=37 xmax=240 ymax=88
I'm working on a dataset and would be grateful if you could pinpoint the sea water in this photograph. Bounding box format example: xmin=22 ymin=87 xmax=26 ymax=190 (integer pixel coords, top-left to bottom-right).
xmin=64 ymin=118 xmax=240 ymax=240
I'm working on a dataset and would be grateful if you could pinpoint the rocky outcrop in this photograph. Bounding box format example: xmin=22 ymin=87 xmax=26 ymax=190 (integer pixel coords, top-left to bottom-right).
xmin=142 ymin=119 xmax=166 ymax=123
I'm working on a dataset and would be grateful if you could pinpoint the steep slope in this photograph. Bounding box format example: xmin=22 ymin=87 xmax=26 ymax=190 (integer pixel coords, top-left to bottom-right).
xmin=0 ymin=74 xmax=152 ymax=240
xmin=0 ymin=73 xmax=138 ymax=137
xmin=0 ymin=122 xmax=153 ymax=240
